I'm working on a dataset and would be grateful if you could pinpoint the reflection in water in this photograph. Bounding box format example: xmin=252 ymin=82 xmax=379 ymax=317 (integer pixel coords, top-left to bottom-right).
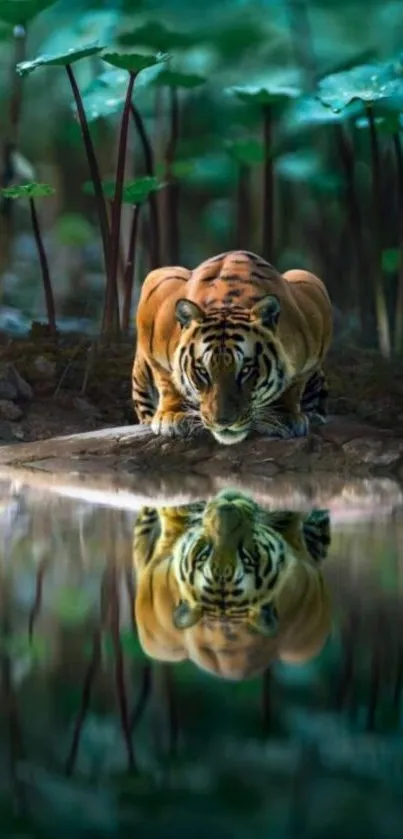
xmin=0 ymin=479 xmax=402 ymax=837
xmin=133 ymin=493 xmax=331 ymax=679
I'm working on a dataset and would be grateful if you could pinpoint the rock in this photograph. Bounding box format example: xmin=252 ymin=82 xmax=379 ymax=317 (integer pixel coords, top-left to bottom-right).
xmin=0 ymin=421 xmax=19 ymax=444
xmin=30 ymin=355 xmax=57 ymax=380
xmin=0 ymin=380 xmax=18 ymax=400
xmin=72 ymin=397 xmax=100 ymax=416
xmin=0 ymin=400 xmax=23 ymax=421
xmin=342 ymin=437 xmax=403 ymax=467
xmin=0 ymin=362 xmax=33 ymax=401
xmin=10 ymin=423 xmax=25 ymax=440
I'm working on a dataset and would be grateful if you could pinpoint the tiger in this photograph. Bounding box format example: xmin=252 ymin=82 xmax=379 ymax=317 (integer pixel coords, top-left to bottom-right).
xmin=132 ymin=249 xmax=333 ymax=445
xmin=132 ymin=489 xmax=332 ymax=681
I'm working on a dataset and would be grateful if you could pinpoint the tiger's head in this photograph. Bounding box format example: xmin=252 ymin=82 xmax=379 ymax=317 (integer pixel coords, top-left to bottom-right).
xmin=172 ymin=295 xmax=288 ymax=445
xmin=171 ymin=489 xmax=290 ymax=635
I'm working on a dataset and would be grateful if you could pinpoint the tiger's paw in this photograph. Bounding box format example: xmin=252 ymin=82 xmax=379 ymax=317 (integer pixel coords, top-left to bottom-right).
xmin=284 ymin=412 xmax=310 ymax=439
xmin=151 ymin=410 xmax=192 ymax=438
xmin=301 ymin=371 xmax=329 ymax=424
xmin=270 ymin=412 xmax=310 ymax=440
xmin=261 ymin=412 xmax=310 ymax=440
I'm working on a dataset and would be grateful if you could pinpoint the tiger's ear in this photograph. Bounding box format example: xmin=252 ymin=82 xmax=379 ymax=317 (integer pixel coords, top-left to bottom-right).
xmin=175 ymin=299 xmax=205 ymax=328
xmin=172 ymin=600 xmax=203 ymax=630
xmin=250 ymin=295 xmax=281 ymax=329
xmin=248 ymin=603 xmax=279 ymax=637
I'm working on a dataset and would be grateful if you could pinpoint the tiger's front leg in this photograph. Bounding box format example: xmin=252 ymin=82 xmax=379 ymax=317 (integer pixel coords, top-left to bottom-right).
xmin=266 ymin=378 xmax=310 ymax=439
xmin=151 ymin=368 xmax=193 ymax=438
xmin=300 ymin=369 xmax=329 ymax=425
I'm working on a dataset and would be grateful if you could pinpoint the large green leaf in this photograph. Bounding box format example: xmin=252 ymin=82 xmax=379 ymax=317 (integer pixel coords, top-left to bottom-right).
xmin=118 ymin=21 xmax=195 ymax=51
xmin=317 ymin=61 xmax=403 ymax=113
xmin=229 ymin=84 xmax=301 ymax=109
xmin=16 ymin=41 xmax=103 ymax=76
xmin=286 ymin=95 xmax=354 ymax=130
xmin=0 ymin=0 xmax=55 ymax=25
xmin=79 ymin=62 xmax=165 ymax=121
xmin=226 ymin=138 xmax=265 ymax=166
xmin=82 ymin=176 xmax=163 ymax=204
xmin=153 ymin=69 xmax=206 ymax=89
xmin=101 ymin=50 xmax=167 ymax=73
xmin=0 ymin=181 xmax=55 ymax=198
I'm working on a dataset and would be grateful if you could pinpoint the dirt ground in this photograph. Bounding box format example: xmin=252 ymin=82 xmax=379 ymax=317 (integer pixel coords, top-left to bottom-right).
xmin=1 ymin=330 xmax=403 ymax=443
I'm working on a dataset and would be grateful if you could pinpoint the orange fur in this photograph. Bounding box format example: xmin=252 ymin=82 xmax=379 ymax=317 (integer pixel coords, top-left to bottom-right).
xmin=132 ymin=496 xmax=332 ymax=680
xmin=132 ymin=251 xmax=333 ymax=443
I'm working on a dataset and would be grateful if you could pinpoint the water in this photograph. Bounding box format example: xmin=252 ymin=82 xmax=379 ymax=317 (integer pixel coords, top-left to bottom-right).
xmin=0 ymin=474 xmax=403 ymax=838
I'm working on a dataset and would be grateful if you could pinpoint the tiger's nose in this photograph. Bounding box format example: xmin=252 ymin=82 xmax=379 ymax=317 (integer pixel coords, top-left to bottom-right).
xmin=213 ymin=408 xmax=240 ymax=427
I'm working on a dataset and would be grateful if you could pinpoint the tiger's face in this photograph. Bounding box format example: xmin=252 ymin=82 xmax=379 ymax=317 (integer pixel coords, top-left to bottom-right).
xmin=172 ymin=295 xmax=287 ymax=445
xmin=171 ymin=489 xmax=289 ymax=634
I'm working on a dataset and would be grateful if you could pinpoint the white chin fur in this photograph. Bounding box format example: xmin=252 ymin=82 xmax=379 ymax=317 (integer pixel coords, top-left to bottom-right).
xmin=211 ymin=429 xmax=249 ymax=446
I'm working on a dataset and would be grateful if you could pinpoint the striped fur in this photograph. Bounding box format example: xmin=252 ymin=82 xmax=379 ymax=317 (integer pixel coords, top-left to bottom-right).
xmin=133 ymin=490 xmax=332 ymax=680
xmin=132 ymin=250 xmax=333 ymax=444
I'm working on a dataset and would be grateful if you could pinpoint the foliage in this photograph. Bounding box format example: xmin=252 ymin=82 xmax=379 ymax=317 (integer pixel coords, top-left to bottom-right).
xmin=82 ymin=176 xmax=163 ymax=203
xmin=101 ymin=50 xmax=168 ymax=72
xmin=0 ymin=182 xmax=55 ymax=198
xmin=317 ymin=60 xmax=403 ymax=113
xmin=0 ymin=0 xmax=55 ymax=25
xmin=153 ymin=69 xmax=206 ymax=88
xmin=0 ymin=0 xmax=403 ymax=351
xmin=16 ymin=42 xmax=104 ymax=76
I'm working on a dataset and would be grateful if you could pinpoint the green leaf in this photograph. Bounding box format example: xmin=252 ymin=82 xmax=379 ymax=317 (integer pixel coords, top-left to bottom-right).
xmin=53 ymin=588 xmax=93 ymax=625
xmin=382 ymin=248 xmax=401 ymax=274
xmin=54 ymin=213 xmax=94 ymax=246
xmin=118 ymin=21 xmax=195 ymax=52
xmin=155 ymin=159 xmax=194 ymax=180
xmin=153 ymin=69 xmax=206 ymax=89
xmin=200 ymin=17 xmax=267 ymax=61
xmin=0 ymin=0 xmax=55 ymax=25
xmin=229 ymin=84 xmax=301 ymax=109
xmin=82 ymin=176 xmax=163 ymax=204
xmin=286 ymin=95 xmax=359 ymax=130
xmin=0 ymin=182 xmax=55 ymax=198
xmin=317 ymin=61 xmax=403 ymax=113
xmin=16 ymin=41 xmax=103 ymax=76
xmin=101 ymin=50 xmax=168 ymax=73
xmin=79 ymin=62 xmax=165 ymax=121
xmin=226 ymin=138 xmax=265 ymax=166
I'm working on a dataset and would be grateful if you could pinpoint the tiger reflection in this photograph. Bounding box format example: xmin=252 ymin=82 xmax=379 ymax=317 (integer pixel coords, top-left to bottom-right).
xmin=132 ymin=490 xmax=332 ymax=680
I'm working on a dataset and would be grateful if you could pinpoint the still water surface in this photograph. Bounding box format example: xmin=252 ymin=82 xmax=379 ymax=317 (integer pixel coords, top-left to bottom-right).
xmin=0 ymin=476 xmax=403 ymax=838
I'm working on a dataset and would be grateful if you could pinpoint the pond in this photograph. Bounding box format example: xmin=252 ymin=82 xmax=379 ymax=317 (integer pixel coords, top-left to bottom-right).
xmin=0 ymin=472 xmax=403 ymax=838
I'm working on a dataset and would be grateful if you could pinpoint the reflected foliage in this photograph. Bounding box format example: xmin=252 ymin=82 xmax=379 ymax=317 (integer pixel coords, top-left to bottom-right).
xmin=0 ymin=481 xmax=402 ymax=834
